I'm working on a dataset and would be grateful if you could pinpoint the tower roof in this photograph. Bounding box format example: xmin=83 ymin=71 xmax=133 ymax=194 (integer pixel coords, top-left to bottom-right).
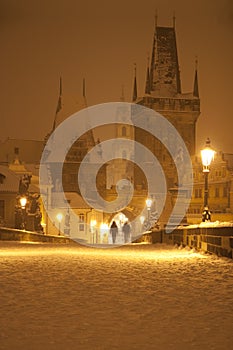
xmin=149 ymin=25 xmax=181 ymax=97
xmin=51 ymin=78 xmax=89 ymax=131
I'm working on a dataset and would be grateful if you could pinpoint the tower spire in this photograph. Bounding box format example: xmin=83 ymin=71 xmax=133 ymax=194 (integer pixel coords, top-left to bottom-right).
xmin=154 ymin=9 xmax=158 ymax=28
xmin=120 ymin=84 xmax=125 ymax=102
xmin=193 ymin=57 xmax=199 ymax=98
xmin=81 ymin=77 xmax=88 ymax=108
xmin=149 ymin=15 xmax=181 ymax=96
xmin=52 ymin=76 xmax=62 ymax=131
xmin=132 ymin=63 xmax=138 ymax=102
xmin=145 ymin=53 xmax=151 ymax=94
xmin=149 ymin=22 xmax=156 ymax=92
xmin=83 ymin=78 xmax=86 ymax=98
xmin=173 ymin=11 xmax=176 ymax=28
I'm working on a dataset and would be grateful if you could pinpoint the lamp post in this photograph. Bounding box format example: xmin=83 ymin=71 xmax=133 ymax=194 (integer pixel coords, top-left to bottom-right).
xmin=145 ymin=198 xmax=152 ymax=229
xmin=140 ymin=215 xmax=145 ymax=233
xmin=56 ymin=213 xmax=63 ymax=235
xmin=201 ymin=138 xmax=215 ymax=222
xmin=140 ymin=215 xmax=145 ymax=226
xmin=19 ymin=196 xmax=27 ymax=230
xmin=90 ymin=219 xmax=97 ymax=243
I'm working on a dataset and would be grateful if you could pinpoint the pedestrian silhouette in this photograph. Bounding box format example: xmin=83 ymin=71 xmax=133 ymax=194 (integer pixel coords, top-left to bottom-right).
xmin=122 ymin=221 xmax=131 ymax=243
xmin=110 ymin=221 xmax=118 ymax=244
xmin=202 ymin=207 xmax=211 ymax=222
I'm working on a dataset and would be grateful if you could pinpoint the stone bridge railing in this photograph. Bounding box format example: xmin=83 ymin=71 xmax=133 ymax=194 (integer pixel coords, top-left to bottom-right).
xmin=134 ymin=226 xmax=233 ymax=259
xmin=0 ymin=227 xmax=71 ymax=244
xmin=170 ymin=226 xmax=233 ymax=259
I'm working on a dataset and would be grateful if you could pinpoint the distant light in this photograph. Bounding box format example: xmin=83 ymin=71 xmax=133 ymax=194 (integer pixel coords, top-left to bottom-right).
xmin=100 ymin=223 xmax=108 ymax=230
xmin=20 ymin=197 xmax=27 ymax=209
xmin=140 ymin=216 xmax=145 ymax=224
xmin=91 ymin=219 xmax=97 ymax=227
xmin=146 ymin=198 xmax=152 ymax=209
xmin=56 ymin=213 xmax=63 ymax=223
xmin=201 ymin=138 xmax=215 ymax=170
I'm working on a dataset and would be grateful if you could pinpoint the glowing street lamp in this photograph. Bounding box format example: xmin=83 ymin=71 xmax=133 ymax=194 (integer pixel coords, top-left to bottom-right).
xmin=56 ymin=213 xmax=63 ymax=235
xmin=19 ymin=197 xmax=27 ymax=230
xmin=146 ymin=198 xmax=152 ymax=228
xmin=20 ymin=197 xmax=27 ymax=209
xmin=140 ymin=215 xmax=145 ymax=225
xmin=90 ymin=219 xmax=97 ymax=228
xmin=201 ymin=138 xmax=215 ymax=221
xmin=90 ymin=219 xmax=97 ymax=243
xmin=100 ymin=223 xmax=109 ymax=244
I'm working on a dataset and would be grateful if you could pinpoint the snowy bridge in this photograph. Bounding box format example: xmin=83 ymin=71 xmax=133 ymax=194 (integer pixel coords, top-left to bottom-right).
xmin=0 ymin=242 xmax=232 ymax=350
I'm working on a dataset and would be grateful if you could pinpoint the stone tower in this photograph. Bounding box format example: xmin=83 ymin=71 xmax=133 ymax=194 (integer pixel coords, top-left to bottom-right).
xmin=47 ymin=78 xmax=106 ymax=197
xmin=133 ymin=17 xmax=200 ymax=191
xmin=136 ymin=17 xmax=200 ymax=157
xmin=106 ymin=90 xmax=135 ymax=190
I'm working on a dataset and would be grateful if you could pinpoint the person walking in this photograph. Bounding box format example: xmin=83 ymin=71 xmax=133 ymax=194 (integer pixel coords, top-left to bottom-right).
xmin=110 ymin=221 xmax=118 ymax=244
xmin=122 ymin=221 xmax=131 ymax=243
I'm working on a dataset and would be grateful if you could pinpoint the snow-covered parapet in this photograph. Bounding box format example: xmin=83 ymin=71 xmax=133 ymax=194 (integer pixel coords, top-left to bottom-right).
xmin=178 ymin=221 xmax=233 ymax=229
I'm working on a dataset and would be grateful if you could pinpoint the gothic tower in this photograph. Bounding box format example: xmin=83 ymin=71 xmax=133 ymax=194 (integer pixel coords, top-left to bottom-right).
xmin=47 ymin=78 xmax=106 ymax=196
xmin=129 ymin=15 xmax=201 ymax=227
xmin=106 ymin=87 xmax=135 ymax=189
xmin=136 ymin=16 xmax=200 ymax=157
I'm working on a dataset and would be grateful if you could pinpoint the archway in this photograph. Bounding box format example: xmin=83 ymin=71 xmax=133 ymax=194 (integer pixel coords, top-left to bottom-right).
xmin=109 ymin=212 xmax=129 ymax=244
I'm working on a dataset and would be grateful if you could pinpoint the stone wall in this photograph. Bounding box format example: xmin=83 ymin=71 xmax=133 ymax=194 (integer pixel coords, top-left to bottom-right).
xmin=166 ymin=226 xmax=233 ymax=258
xmin=135 ymin=226 xmax=233 ymax=259
xmin=0 ymin=227 xmax=72 ymax=244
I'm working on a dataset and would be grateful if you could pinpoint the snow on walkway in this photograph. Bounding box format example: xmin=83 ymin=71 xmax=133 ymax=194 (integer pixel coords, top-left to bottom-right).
xmin=0 ymin=242 xmax=232 ymax=350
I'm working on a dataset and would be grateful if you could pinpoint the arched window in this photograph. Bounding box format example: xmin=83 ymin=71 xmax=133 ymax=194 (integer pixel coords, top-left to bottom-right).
xmin=79 ymin=213 xmax=84 ymax=222
xmin=122 ymin=126 xmax=126 ymax=136
xmin=79 ymin=213 xmax=85 ymax=232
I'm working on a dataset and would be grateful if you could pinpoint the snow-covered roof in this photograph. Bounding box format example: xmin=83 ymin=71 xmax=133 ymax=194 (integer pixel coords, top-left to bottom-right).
xmin=0 ymin=165 xmax=19 ymax=193
xmin=65 ymin=192 xmax=91 ymax=209
xmin=51 ymin=191 xmax=91 ymax=209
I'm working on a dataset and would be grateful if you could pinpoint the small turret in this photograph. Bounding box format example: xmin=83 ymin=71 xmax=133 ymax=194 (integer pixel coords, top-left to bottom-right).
xmin=52 ymin=76 xmax=62 ymax=131
xmin=145 ymin=54 xmax=151 ymax=94
xmin=132 ymin=64 xmax=138 ymax=102
xmin=120 ymin=84 xmax=125 ymax=102
xmin=193 ymin=58 xmax=199 ymax=98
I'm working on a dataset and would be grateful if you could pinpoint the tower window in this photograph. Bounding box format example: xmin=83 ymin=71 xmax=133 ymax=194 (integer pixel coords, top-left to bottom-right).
xmin=79 ymin=224 xmax=84 ymax=232
xmin=79 ymin=213 xmax=84 ymax=222
xmin=194 ymin=188 xmax=202 ymax=198
xmin=223 ymin=187 xmax=228 ymax=197
xmin=122 ymin=126 xmax=126 ymax=137
xmin=0 ymin=174 xmax=6 ymax=184
xmin=0 ymin=200 xmax=4 ymax=219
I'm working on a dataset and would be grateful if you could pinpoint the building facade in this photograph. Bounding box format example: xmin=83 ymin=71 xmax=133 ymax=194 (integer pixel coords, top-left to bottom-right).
xmin=1 ymin=18 xmax=232 ymax=233
xmin=188 ymin=152 xmax=233 ymax=223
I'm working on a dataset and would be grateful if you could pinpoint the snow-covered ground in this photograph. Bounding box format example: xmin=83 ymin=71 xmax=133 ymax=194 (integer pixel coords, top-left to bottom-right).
xmin=0 ymin=242 xmax=232 ymax=350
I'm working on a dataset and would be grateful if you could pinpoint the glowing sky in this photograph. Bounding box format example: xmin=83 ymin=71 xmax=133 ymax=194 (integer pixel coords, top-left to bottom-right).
xmin=0 ymin=0 xmax=232 ymax=152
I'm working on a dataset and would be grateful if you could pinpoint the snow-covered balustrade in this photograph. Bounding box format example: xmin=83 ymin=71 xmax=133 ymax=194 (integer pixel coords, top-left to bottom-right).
xmin=172 ymin=223 xmax=233 ymax=258
xmin=0 ymin=227 xmax=71 ymax=244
